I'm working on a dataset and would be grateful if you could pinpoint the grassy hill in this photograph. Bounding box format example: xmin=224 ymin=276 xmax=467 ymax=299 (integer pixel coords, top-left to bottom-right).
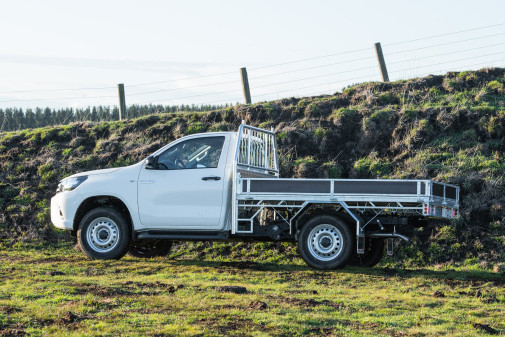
xmin=1 ymin=67 xmax=504 ymax=267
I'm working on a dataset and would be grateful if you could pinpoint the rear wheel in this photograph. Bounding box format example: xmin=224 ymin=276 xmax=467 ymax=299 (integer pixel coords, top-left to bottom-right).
xmin=348 ymin=238 xmax=384 ymax=267
xmin=128 ymin=240 xmax=173 ymax=258
xmin=298 ymin=215 xmax=354 ymax=269
xmin=77 ymin=207 xmax=130 ymax=260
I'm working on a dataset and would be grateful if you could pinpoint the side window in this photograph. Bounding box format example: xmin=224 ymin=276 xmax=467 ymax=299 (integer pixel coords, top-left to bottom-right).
xmin=156 ymin=136 xmax=225 ymax=170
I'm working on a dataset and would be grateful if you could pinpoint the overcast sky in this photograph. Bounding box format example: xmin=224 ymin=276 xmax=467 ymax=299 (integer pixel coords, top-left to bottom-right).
xmin=1 ymin=0 xmax=504 ymax=109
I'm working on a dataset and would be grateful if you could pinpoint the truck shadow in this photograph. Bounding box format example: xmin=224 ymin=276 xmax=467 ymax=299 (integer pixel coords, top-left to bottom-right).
xmin=168 ymin=259 xmax=504 ymax=285
xmin=343 ymin=267 xmax=505 ymax=285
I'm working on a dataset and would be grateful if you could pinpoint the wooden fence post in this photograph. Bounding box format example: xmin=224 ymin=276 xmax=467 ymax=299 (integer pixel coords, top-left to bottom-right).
xmin=117 ymin=83 xmax=127 ymax=120
xmin=374 ymin=42 xmax=389 ymax=82
xmin=240 ymin=67 xmax=252 ymax=104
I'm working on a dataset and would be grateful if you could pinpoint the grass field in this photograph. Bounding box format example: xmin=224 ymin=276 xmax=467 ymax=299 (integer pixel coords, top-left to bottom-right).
xmin=0 ymin=242 xmax=504 ymax=337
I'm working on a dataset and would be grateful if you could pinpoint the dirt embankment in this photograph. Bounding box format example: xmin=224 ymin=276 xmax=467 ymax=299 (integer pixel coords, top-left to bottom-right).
xmin=1 ymin=68 xmax=504 ymax=264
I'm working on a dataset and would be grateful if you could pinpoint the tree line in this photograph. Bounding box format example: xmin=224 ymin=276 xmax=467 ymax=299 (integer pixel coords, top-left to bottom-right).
xmin=0 ymin=103 xmax=231 ymax=132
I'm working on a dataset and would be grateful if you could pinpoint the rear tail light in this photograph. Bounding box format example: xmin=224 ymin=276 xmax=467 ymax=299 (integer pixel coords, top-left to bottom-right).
xmin=423 ymin=204 xmax=429 ymax=215
xmin=424 ymin=204 xmax=458 ymax=218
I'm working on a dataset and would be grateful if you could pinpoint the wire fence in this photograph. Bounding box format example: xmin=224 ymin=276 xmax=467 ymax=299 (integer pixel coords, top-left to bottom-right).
xmin=0 ymin=22 xmax=504 ymax=126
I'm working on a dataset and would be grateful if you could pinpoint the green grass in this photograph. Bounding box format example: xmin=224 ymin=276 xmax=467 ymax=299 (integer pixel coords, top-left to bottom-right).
xmin=0 ymin=243 xmax=504 ymax=336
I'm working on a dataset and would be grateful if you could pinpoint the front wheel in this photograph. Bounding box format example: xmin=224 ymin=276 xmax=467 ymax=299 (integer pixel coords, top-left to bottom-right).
xmin=298 ymin=215 xmax=354 ymax=269
xmin=77 ymin=207 xmax=130 ymax=260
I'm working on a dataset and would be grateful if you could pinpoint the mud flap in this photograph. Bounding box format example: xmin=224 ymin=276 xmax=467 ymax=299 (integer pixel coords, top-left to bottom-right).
xmin=357 ymin=235 xmax=366 ymax=254
xmin=387 ymin=238 xmax=394 ymax=256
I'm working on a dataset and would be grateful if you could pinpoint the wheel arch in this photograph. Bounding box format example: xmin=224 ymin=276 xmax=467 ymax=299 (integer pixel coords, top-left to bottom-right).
xmin=73 ymin=195 xmax=133 ymax=237
xmin=294 ymin=203 xmax=356 ymax=234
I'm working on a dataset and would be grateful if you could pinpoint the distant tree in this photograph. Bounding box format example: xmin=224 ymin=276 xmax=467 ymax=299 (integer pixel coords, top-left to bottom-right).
xmin=25 ymin=109 xmax=35 ymax=129
xmin=11 ymin=109 xmax=24 ymax=130
xmin=111 ymin=106 xmax=119 ymax=120
xmin=43 ymin=108 xmax=52 ymax=125
xmin=55 ymin=109 xmax=64 ymax=125
xmin=0 ymin=102 xmax=229 ymax=132
xmin=91 ymin=107 xmax=98 ymax=121
xmin=4 ymin=109 xmax=13 ymax=131
xmin=74 ymin=108 xmax=82 ymax=122
xmin=0 ymin=109 xmax=5 ymax=131
xmin=50 ymin=109 xmax=58 ymax=125
xmin=83 ymin=107 xmax=91 ymax=121
xmin=98 ymin=106 xmax=105 ymax=121
xmin=35 ymin=108 xmax=44 ymax=127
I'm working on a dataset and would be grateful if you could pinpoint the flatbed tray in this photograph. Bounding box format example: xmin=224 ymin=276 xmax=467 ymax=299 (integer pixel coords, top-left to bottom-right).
xmin=238 ymin=178 xmax=459 ymax=209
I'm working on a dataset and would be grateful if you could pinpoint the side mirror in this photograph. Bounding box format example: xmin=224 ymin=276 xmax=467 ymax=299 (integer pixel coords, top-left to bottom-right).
xmin=145 ymin=156 xmax=156 ymax=169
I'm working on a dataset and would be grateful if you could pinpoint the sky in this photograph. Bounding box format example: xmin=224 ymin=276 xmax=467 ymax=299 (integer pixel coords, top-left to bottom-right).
xmin=0 ymin=0 xmax=504 ymax=109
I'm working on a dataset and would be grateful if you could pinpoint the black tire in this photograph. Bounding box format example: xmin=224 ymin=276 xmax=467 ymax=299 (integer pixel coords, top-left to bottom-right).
xmin=347 ymin=238 xmax=384 ymax=267
xmin=128 ymin=240 xmax=173 ymax=258
xmin=298 ymin=214 xmax=354 ymax=270
xmin=77 ymin=207 xmax=130 ymax=260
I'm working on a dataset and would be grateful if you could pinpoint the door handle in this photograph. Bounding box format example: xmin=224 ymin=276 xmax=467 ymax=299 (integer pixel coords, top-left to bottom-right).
xmin=202 ymin=176 xmax=221 ymax=181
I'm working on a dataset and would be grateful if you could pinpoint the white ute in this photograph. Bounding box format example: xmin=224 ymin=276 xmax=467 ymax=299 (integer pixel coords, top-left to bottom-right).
xmin=51 ymin=123 xmax=460 ymax=269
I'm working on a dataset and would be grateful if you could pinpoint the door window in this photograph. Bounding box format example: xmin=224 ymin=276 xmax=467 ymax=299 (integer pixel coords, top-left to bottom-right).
xmin=156 ymin=136 xmax=225 ymax=170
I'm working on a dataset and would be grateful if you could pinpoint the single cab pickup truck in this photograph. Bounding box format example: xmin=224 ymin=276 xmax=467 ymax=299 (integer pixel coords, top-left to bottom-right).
xmin=51 ymin=122 xmax=460 ymax=269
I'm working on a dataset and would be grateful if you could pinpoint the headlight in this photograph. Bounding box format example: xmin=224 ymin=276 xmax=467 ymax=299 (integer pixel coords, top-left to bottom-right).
xmin=57 ymin=176 xmax=88 ymax=193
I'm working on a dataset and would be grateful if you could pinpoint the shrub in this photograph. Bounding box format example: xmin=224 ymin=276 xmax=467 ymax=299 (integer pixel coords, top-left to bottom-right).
xmin=37 ymin=163 xmax=53 ymax=176
xmin=40 ymin=128 xmax=58 ymax=143
xmin=262 ymin=103 xmax=276 ymax=115
xmin=362 ymin=109 xmax=393 ymax=131
xmin=401 ymin=109 xmax=420 ymax=121
xmin=62 ymin=148 xmax=72 ymax=158
xmin=293 ymin=156 xmax=318 ymax=178
xmin=486 ymin=80 xmax=504 ymax=93
xmin=329 ymin=108 xmax=360 ymax=127
xmin=369 ymin=109 xmax=393 ymax=122
xmin=208 ymin=122 xmax=230 ymax=132
xmin=186 ymin=122 xmax=207 ymax=135
xmin=297 ymin=99 xmax=310 ymax=108
xmin=322 ymin=162 xmax=343 ymax=178
xmin=258 ymin=120 xmax=274 ymax=130
xmin=277 ymin=132 xmax=287 ymax=140
xmin=377 ymin=92 xmax=398 ymax=105
xmin=90 ymin=123 xmax=110 ymax=139
xmin=313 ymin=128 xmax=328 ymax=138
xmin=486 ymin=115 xmax=504 ymax=138
xmin=331 ymin=107 xmax=359 ymax=120
xmin=353 ymin=153 xmax=391 ymax=178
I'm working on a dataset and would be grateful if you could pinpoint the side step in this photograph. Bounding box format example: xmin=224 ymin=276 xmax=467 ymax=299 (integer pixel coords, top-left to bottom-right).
xmin=135 ymin=230 xmax=228 ymax=241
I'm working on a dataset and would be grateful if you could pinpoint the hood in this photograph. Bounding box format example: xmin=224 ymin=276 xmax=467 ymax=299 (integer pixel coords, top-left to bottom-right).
xmin=65 ymin=167 xmax=121 ymax=180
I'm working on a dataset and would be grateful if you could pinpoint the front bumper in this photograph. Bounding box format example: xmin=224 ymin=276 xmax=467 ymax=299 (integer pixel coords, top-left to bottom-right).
xmin=50 ymin=191 xmax=81 ymax=230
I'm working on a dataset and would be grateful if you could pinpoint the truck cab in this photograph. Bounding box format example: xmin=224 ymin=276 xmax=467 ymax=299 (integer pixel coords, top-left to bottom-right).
xmin=137 ymin=132 xmax=234 ymax=231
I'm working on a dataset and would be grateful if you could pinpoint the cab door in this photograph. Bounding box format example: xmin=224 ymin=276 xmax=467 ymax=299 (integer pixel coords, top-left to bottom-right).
xmin=137 ymin=135 xmax=229 ymax=230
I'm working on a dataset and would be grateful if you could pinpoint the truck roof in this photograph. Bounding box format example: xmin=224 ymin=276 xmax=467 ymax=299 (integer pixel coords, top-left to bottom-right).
xmin=182 ymin=131 xmax=237 ymax=137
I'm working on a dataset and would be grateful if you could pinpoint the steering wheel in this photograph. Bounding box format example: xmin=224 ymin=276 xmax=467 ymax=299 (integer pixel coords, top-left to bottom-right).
xmin=196 ymin=150 xmax=208 ymax=162
xmin=175 ymin=159 xmax=185 ymax=169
